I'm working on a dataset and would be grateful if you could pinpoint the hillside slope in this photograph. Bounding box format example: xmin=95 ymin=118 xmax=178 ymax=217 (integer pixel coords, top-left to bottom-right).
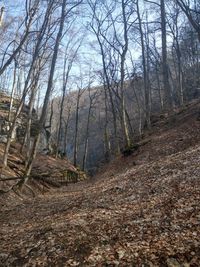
xmin=0 ymin=100 xmax=200 ymax=266
xmin=0 ymin=93 xmax=84 ymax=207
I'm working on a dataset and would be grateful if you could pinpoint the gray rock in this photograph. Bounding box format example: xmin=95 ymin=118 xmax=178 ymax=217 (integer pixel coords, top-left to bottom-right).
xmin=0 ymin=135 xmax=7 ymax=143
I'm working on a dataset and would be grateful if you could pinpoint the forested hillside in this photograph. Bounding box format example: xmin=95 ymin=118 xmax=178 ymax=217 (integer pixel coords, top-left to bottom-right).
xmin=0 ymin=0 xmax=200 ymax=266
xmin=43 ymin=0 xmax=200 ymax=173
xmin=1 ymin=95 xmax=200 ymax=266
xmin=0 ymin=0 xmax=199 ymax=175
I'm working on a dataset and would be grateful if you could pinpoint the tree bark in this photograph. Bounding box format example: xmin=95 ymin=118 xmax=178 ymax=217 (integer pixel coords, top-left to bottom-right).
xmin=160 ymin=0 xmax=173 ymax=108
xmin=23 ymin=0 xmax=68 ymax=185
xmin=136 ymin=0 xmax=151 ymax=128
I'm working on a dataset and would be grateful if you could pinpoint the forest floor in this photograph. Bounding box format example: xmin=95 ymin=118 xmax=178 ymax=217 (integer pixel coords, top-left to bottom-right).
xmin=0 ymin=100 xmax=200 ymax=267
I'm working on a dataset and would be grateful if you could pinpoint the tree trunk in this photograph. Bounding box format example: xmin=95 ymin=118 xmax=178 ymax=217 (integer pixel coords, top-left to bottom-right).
xmin=120 ymin=0 xmax=130 ymax=148
xmin=136 ymin=0 xmax=151 ymax=128
xmin=8 ymin=60 xmax=17 ymax=122
xmin=2 ymin=0 xmax=54 ymax=167
xmin=56 ymin=62 xmax=71 ymax=157
xmin=160 ymin=0 xmax=173 ymax=108
xmin=82 ymin=104 xmax=91 ymax=171
xmin=23 ymin=0 xmax=68 ymax=184
xmin=0 ymin=0 xmax=40 ymax=76
xmin=103 ymin=84 xmax=111 ymax=161
xmin=73 ymin=90 xmax=81 ymax=167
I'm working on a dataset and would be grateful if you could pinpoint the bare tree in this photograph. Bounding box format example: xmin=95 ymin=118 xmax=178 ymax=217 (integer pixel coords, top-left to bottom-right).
xmin=82 ymin=81 xmax=98 ymax=171
xmin=88 ymin=1 xmax=120 ymax=153
xmin=0 ymin=0 xmax=40 ymax=76
xmin=73 ymin=85 xmax=85 ymax=167
xmin=136 ymin=0 xmax=151 ymax=127
xmin=56 ymin=38 xmax=82 ymax=158
xmin=160 ymin=0 xmax=173 ymax=108
xmin=19 ymin=0 xmax=83 ymax=187
xmin=2 ymin=0 xmax=55 ymax=167
xmin=167 ymin=3 xmax=184 ymax=105
xmin=176 ymin=0 xmax=200 ymax=41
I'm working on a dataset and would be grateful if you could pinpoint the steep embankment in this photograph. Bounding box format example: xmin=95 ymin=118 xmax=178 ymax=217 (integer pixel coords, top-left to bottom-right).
xmin=0 ymin=93 xmax=84 ymax=207
xmin=0 ymin=141 xmax=83 ymax=207
xmin=0 ymin=100 xmax=200 ymax=266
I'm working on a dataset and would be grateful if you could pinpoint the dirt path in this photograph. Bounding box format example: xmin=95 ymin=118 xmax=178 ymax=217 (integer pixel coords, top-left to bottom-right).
xmin=1 ymin=144 xmax=200 ymax=266
xmin=0 ymin=101 xmax=200 ymax=266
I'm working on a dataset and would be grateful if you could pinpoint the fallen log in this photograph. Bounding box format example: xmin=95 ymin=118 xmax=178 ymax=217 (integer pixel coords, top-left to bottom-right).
xmin=0 ymin=176 xmax=23 ymax=181
xmin=121 ymin=139 xmax=151 ymax=157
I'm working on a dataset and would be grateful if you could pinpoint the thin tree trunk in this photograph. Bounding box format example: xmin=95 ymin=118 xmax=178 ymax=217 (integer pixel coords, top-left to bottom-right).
xmin=73 ymin=91 xmax=81 ymax=167
xmin=160 ymin=0 xmax=173 ymax=108
xmin=82 ymin=104 xmax=91 ymax=171
xmin=0 ymin=0 xmax=39 ymax=76
xmin=91 ymin=24 xmax=119 ymax=154
xmin=22 ymin=0 xmax=68 ymax=185
xmin=22 ymin=80 xmax=38 ymax=162
xmin=156 ymin=66 xmax=164 ymax=110
xmin=2 ymin=0 xmax=54 ymax=167
xmin=103 ymin=84 xmax=111 ymax=161
xmin=56 ymin=63 xmax=70 ymax=157
xmin=136 ymin=0 xmax=151 ymax=128
xmin=120 ymin=0 xmax=130 ymax=148
xmin=8 ymin=60 xmax=17 ymax=122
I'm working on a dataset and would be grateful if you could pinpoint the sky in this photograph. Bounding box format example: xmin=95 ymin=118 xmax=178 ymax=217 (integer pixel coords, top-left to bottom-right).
xmin=0 ymin=0 xmax=176 ymax=100
xmin=0 ymin=0 xmax=147 ymax=100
